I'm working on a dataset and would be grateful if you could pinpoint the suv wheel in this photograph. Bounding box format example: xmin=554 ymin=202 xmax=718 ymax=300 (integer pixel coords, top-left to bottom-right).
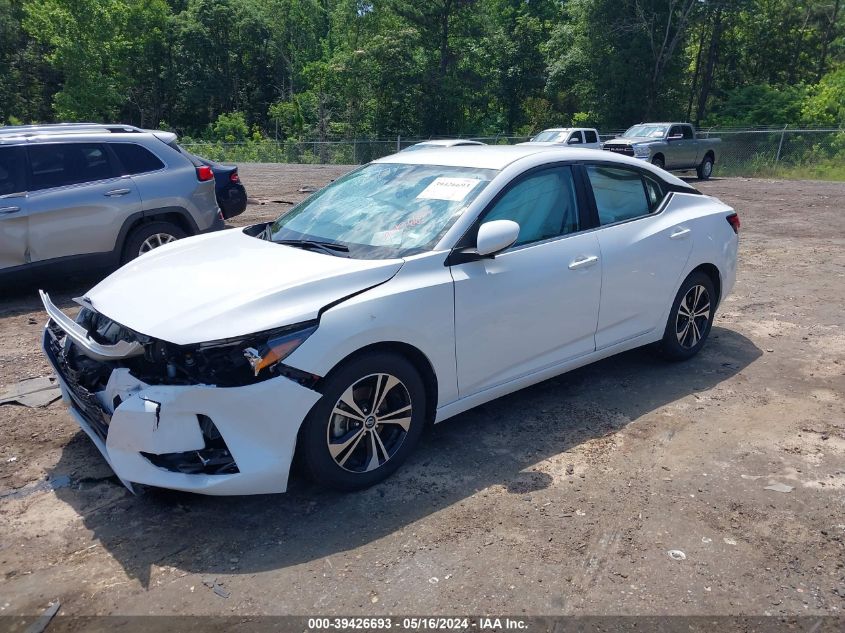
xmin=652 ymin=156 xmax=665 ymax=170
xmin=123 ymin=221 xmax=187 ymax=263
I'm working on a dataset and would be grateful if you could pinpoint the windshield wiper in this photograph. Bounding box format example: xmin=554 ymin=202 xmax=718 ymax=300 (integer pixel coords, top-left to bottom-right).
xmin=276 ymin=239 xmax=350 ymax=257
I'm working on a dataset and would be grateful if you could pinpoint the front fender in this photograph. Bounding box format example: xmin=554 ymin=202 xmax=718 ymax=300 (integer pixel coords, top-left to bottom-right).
xmin=285 ymin=253 xmax=458 ymax=408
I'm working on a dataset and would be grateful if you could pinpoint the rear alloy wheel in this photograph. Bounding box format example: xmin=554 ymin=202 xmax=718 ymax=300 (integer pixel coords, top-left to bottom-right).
xmin=140 ymin=232 xmax=177 ymax=253
xmin=658 ymin=271 xmax=716 ymax=361
xmin=122 ymin=221 xmax=187 ymax=263
xmin=697 ymin=155 xmax=714 ymax=180
xmin=300 ymin=352 xmax=426 ymax=491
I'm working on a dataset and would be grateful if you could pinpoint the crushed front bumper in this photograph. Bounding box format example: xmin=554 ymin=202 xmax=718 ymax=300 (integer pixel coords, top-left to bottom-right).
xmin=41 ymin=308 xmax=321 ymax=496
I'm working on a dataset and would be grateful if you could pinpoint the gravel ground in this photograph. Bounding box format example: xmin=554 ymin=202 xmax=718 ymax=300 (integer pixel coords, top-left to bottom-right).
xmin=0 ymin=165 xmax=843 ymax=620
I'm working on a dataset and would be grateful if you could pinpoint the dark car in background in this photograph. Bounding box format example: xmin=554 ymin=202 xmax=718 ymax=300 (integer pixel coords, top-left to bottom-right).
xmin=165 ymin=141 xmax=248 ymax=220
xmin=191 ymin=155 xmax=247 ymax=219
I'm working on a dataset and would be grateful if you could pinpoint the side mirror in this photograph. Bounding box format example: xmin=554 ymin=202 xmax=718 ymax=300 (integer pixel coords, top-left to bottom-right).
xmin=476 ymin=220 xmax=520 ymax=256
xmin=668 ymin=134 xmax=683 ymax=141
xmin=567 ymin=137 xmax=581 ymax=145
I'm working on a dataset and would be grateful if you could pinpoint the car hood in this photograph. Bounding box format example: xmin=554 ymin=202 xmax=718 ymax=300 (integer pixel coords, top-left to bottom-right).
xmin=86 ymin=228 xmax=404 ymax=345
xmin=606 ymin=137 xmax=654 ymax=145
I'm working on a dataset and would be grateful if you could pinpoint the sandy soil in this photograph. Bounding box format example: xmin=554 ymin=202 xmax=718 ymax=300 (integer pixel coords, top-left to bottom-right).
xmin=0 ymin=166 xmax=843 ymax=620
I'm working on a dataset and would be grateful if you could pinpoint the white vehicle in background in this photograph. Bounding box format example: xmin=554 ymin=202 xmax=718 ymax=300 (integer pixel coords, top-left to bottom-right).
xmin=401 ymin=139 xmax=485 ymax=152
xmin=522 ymin=127 xmax=602 ymax=149
xmin=41 ymin=145 xmax=739 ymax=496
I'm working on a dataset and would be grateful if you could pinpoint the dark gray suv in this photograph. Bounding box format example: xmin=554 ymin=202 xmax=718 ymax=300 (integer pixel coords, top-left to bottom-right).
xmin=0 ymin=123 xmax=223 ymax=281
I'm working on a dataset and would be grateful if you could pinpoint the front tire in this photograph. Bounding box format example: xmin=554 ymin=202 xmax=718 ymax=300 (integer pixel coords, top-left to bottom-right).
xmin=658 ymin=272 xmax=716 ymax=361
xmin=697 ymin=155 xmax=714 ymax=180
xmin=652 ymin=156 xmax=665 ymax=170
xmin=299 ymin=352 xmax=426 ymax=491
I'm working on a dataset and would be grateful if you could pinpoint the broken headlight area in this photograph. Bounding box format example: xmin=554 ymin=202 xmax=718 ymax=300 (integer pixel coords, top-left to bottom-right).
xmin=72 ymin=307 xmax=320 ymax=389
xmin=141 ymin=415 xmax=239 ymax=475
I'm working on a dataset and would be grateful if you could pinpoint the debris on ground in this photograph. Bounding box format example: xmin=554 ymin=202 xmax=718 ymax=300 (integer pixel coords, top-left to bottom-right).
xmin=667 ymin=550 xmax=687 ymax=561
xmin=202 ymin=577 xmax=230 ymax=598
xmin=298 ymin=185 xmax=318 ymax=193
xmin=764 ymin=482 xmax=794 ymax=493
xmin=0 ymin=475 xmax=72 ymax=501
xmin=24 ymin=600 xmax=60 ymax=633
xmin=0 ymin=377 xmax=61 ymax=408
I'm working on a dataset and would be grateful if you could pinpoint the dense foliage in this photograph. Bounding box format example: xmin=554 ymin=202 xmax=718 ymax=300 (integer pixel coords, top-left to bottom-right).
xmin=1 ymin=0 xmax=843 ymax=138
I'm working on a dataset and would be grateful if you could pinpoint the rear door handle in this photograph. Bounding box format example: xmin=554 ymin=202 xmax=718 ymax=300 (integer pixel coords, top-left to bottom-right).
xmin=104 ymin=188 xmax=131 ymax=197
xmin=0 ymin=205 xmax=21 ymax=214
xmin=568 ymin=255 xmax=599 ymax=270
xmin=669 ymin=227 xmax=691 ymax=239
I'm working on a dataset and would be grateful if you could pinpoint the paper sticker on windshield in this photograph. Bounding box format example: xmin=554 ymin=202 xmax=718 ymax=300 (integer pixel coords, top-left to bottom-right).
xmin=416 ymin=177 xmax=481 ymax=201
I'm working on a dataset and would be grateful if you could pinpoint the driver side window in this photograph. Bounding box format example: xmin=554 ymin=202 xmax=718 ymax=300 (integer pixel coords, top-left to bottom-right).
xmin=483 ymin=166 xmax=579 ymax=247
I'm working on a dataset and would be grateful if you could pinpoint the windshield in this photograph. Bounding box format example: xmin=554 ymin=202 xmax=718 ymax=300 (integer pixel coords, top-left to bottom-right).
xmin=401 ymin=143 xmax=438 ymax=152
xmin=267 ymin=162 xmax=498 ymax=258
xmin=532 ymin=130 xmax=567 ymax=143
xmin=622 ymin=125 xmax=668 ymax=139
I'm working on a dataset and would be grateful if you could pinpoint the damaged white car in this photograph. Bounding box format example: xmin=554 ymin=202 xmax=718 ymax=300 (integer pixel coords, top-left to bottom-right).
xmin=42 ymin=146 xmax=739 ymax=495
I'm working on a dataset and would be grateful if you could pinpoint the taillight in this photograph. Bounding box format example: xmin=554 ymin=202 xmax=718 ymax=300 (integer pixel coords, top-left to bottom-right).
xmin=726 ymin=213 xmax=740 ymax=234
xmin=196 ymin=165 xmax=214 ymax=182
xmin=229 ymin=170 xmax=240 ymax=183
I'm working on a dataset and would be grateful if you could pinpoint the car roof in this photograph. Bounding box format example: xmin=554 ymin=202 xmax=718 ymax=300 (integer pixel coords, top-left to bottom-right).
xmin=413 ymin=139 xmax=484 ymax=147
xmin=378 ymin=144 xmax=555 ymax=169
xmin=375 ymin=145 xmax=693 ymax=188
xmin=0 ymin=123 xmax=176 ymax=145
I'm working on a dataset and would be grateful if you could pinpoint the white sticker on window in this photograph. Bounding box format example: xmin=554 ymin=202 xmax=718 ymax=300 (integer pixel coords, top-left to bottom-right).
xmin=416 ymin=177 xmax=481 ymax=201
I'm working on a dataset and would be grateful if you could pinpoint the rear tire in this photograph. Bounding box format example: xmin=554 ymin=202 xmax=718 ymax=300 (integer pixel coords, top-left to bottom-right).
xmin=657 ymin=271 xmax=716 ymax=361
xmin=299 ymin=352 xmax=426 ymax=491
xmin=697 ymin=155 xmax=714 ymax=180
xmin=122 ymin=221 xmax=187 ymax=263
xmin=652 ymin=156 xmax=665 ymax=170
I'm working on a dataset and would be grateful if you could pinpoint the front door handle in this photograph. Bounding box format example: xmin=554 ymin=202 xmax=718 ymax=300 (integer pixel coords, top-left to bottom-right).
xmin=568 ymin=255 xmax=599 ymax=270
xmin=0 ymin=205 xmax=21 ymax=214
xmin=104 ymin=188 xmax=131 ymax=197
xmin=669 ymin=227 xmax=691 ymax=239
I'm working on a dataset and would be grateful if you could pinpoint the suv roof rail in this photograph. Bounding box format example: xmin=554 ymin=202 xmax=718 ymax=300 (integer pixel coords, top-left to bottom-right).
xmin=0 ymin=123 xmax=145 ymax=138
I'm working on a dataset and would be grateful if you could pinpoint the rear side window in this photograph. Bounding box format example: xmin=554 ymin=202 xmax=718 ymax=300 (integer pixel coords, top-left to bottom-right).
xmin=0 ymin=146 xmax=26 ymax=195
xmin=28 ymin=143 xmax=116 ymax=191
xmin=111 ymin=143 xmax=165 ymax=174
xmin=644 ymin=176 xmax=665 ymax=209
xmin=586 ymin=165 xmax=652 ymax=225
xmin=584 ymin=130 xmax=598 ymax=144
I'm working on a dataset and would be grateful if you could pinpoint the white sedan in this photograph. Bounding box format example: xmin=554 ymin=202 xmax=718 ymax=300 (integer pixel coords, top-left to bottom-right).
xmin=41 ymin=146 xmax=739 ymax=495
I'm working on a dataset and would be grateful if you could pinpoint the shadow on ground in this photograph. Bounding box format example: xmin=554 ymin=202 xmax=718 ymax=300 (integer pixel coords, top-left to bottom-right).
xmin=48 ymin=326 xmax=761 ymax=587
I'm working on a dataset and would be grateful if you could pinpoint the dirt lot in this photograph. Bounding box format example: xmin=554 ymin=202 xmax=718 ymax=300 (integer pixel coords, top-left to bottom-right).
xmin=0 ymin=165 xmax=843 ymax=620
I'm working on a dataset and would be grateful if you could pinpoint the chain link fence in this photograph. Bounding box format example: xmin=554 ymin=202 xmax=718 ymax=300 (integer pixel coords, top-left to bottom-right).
xmin=182 ymin=127 xmax=845 ymax=178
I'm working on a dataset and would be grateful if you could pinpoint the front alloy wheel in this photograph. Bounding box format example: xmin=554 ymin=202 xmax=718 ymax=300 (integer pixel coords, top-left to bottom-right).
xmin=300 ymin=352 xmax=426 ymax=490
xmin=327 ymin=373 xmax=412 ymax=473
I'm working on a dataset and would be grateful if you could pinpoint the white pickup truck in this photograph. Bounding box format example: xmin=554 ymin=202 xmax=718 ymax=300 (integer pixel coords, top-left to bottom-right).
xmin=521 ymin=127 xmax=602 ymax=150
xmin=602 ymin=122 xmax=720 ymax=180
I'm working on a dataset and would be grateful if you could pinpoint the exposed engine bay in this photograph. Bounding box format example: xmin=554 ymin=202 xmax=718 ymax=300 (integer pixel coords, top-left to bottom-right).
xmin=72 ymin=306 xmax=320 ymax=389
